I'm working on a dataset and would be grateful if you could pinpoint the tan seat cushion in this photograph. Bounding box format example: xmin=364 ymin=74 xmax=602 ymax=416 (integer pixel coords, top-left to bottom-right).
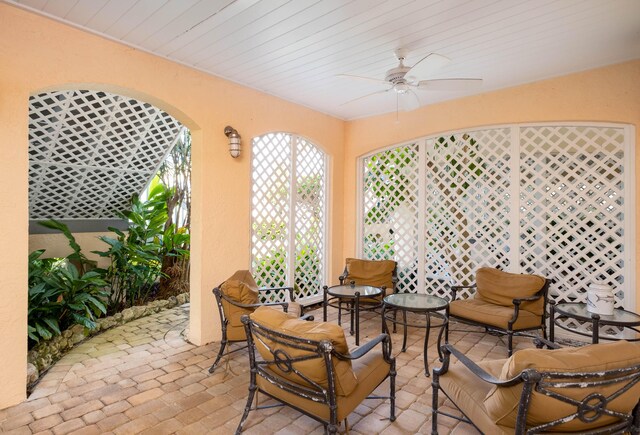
xmin=476 ymin=267 xmax=546 ymax=315
xmin=484 ymin=341 xmax=640 ymax=431
xmin=257 ymin=336 xmax=390 ymax=422
xmin=250 ymin=307 xmax=358 ymax=397
xmin=439 ymin=358 xmax=512 ymax=435
xmin=345 ymin=258 xmax=396 ymax=294
xmin=449 ymin=298 xmax=542 ymax=330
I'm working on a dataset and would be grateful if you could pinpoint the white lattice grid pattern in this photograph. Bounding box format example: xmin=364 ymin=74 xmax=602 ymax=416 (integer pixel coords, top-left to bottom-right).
xmin=362 ymin=144 xmax=420 ymax=293
xmin=424 ymin=129 xmax=512 ymax=299
xmin=294 ymin=138 xmax=326 ymax=300
xmin=251 ymin=133 xmax=292 ymax=290
xmin=519 ymin=126 xmax=627 ymax=337
xmin=28 ymin=90 xmax=183 ymax=219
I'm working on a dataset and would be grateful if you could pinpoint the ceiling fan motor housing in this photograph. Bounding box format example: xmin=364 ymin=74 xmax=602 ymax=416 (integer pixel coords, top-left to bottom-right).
xmin=385 ymin=66 xmax=411 ymax=84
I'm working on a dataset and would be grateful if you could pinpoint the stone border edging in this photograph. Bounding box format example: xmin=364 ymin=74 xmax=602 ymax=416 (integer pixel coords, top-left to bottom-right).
xmin=27 ymin=292 xmax=190 ymax=387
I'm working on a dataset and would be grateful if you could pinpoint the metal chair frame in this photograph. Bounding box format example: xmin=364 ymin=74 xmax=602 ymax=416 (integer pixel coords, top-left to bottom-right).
xmin=431 ymin=341 xmax=640 ymax=435
xmin=209 ymin=284 xmax=300 ymax=374
xmin=236 ymin=314 xmax=396 ymax=434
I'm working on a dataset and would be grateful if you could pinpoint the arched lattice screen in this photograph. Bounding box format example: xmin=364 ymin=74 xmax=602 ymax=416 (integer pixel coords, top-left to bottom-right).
xmin=28 ymin=90 xmax=184 ymax=220
xmin=360 ymin=123 xmax=635 ymax=337
xmin=250 ymin=133 xmax=327 ymax=304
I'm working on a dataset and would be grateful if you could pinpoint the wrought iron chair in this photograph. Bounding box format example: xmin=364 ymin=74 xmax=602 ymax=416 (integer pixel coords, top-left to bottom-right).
xmin=431 ymin=339 xmax=640 ymax=434
xmin=236 ymin=306 xmax=396 ymax=434
xmin=209 ymin=270 xmax=308 ymax=374
xmin=446 ymin=267 xmax=550 ymax=356
xmin=335 ymin=258 xmax=398 ymax=326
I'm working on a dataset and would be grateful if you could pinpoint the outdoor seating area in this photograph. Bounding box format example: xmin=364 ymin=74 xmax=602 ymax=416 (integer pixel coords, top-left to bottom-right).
xmin=0 ymin=303 xmax=546 ymax=434
xmin=1 ymin=2 xmax=639 ymax=434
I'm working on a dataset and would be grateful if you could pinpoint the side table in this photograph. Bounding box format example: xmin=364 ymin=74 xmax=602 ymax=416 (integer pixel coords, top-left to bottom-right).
xmin=549 ymin=302 xmax=640 ymax=344
xmin=323 ymin=283 xmax=383 ymax=346
xmin=382 ymin=293 xmax=448 ymax=376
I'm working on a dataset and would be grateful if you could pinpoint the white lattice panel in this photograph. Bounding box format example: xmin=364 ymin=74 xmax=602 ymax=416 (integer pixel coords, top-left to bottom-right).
xmin=251 ymin=133 xmax=291 ymax=290
xmin=519 ymin=126 xmax=627 ymax=314
xmin=294 ymin=138 xmax=326 ymax=300
xmin=361 ymin=124 xmax=632 ymax=325
xmin=28 ymin=90 xmax=183 ymax=220
xmin=423 ymin=129 xmax=512 ymax=298
xmin=251 ymin=133 xmax=327 ymax=302
xmin=362 ymin=144 xmax=420 ymax=293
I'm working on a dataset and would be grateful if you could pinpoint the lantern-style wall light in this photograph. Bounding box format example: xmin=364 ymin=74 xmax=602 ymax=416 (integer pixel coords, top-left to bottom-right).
xmin=224 ymin=126 xmax=241 ymax=158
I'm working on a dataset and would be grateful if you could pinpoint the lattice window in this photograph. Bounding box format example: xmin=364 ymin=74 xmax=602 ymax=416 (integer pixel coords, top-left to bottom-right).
xmin=360 ymin=124 xmax=634 ymax=321
xmin=28 ymin=90 xmax=183 ymax=220
xmin=519 ymin=126 xmax=627 ymax=309
xmin=424 ymin=129 xmax=512 ymax=298
xmin=363 ymin=144 xmax=420 ymax=292
xmin=251 ymin=133 xmax=327 ymax=303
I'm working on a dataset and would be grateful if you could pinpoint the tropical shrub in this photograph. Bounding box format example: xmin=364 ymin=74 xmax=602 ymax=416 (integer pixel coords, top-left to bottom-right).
xmin=28 ymin=249 xmax=108 ymax=345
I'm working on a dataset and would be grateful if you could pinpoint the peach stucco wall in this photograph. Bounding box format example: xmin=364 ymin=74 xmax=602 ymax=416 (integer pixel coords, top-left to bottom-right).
xmin=29 ymin=233 xmax=114 ymax=269
xmin=0 ymin=3 xmax=345 ymax=408
xmin=343 ymin=60 xmax=640 ymax=309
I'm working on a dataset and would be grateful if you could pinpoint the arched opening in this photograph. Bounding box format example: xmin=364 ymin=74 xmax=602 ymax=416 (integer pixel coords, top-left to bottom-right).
xmin=26 ymin=88 xmax=195 ymax=383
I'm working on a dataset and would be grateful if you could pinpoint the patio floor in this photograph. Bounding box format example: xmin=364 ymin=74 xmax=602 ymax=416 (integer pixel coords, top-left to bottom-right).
xmin=0 ymin=304 xmax=540 ymax=434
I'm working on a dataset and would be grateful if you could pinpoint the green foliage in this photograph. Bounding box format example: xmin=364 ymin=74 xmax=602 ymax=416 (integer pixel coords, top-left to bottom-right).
xmin=28 ymin=249 xmax=107 ymax=345
xmin=94 ymin=183 xmax=190 ymax=312
xmin=38 ymin=219 xmax=97 ymax=274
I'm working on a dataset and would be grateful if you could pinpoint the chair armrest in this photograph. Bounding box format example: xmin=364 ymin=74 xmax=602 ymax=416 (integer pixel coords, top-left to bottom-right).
xmin=450 ymin=284 xmax=476 ymax=301
xmin=258 ymin=286 xmax=295 ymax=300
xmin=438 ymin=344 xmax=523 ymax=387
xmin=335 ymin=334 xmax=390 ymax=360
xmin=338 ymin=273 xmax=348 ymax=285
xmin=218 ymin=292 xmax=287 ymax=310
xmin=512 ymin=293 xmax=543 ymax=304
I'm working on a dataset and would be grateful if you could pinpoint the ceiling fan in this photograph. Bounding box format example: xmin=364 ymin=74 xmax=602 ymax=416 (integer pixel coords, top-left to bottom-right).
xmin=338 ymin=48 xmax=482 ymax=112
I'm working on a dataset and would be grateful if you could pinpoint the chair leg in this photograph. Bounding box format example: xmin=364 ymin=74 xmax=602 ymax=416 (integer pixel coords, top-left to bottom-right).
xmin=390 ymin=361 xmax=396 ymax=422
xmin=507 ymin=331 xmax=513 ymax=357
xmin=209 ymin=339 xmax=228 ymax=373
xmin=235 ymin=384 xmax=256 ymax=434
xmin=431 ymin=373 xmax=439 ymax=435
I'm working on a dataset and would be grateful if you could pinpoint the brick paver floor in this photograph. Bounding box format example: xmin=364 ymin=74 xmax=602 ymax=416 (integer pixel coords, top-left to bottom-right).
xmin=0 ymin=303 xmax=540 ymax=434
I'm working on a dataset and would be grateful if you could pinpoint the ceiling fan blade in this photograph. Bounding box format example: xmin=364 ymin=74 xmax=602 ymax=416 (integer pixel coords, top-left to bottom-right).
xmin=399 ymin=91 xmax=420 ymax=112
xmin=417 ymin=78 xmax=483 ymax=91
xmin=336 ymin=74 xmax=390 ymax=86
xmin=340 ymin=88 xmax=391 ymax=106
xmin=407 ymin=53 xmax=451 ymax=78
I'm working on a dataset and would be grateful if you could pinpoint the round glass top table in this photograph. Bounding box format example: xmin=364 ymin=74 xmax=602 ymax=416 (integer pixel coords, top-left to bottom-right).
xmin=549 ymin=302 xmax=640 ymax=344
xmin=322 ymin=284 xmax=383 ymax=346
xmin=382 ymin=293 xmax=449 ymax=376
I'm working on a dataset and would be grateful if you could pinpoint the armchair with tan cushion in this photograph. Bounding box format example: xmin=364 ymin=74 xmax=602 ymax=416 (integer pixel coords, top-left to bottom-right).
xmin=431 ymin=340 xmax=640 ymax=434
xmin=332 ymin=258 xmax=397 ymax=325
xmin=446 ymin=267 xmax=550 ymax=356
xmin=235 ymin=306 xmax=396 ymax=434
xmin=209 ymin=270 xmax=306 ymax=373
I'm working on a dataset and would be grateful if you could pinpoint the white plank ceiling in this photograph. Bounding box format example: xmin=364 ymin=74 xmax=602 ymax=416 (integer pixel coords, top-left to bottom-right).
xmin=7 ymin=0 xmax=640 ymax=120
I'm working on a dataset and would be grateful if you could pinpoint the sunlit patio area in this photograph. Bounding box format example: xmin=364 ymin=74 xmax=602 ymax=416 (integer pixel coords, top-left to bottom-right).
xmin=1 ymin=303 xmax=540 ymax=435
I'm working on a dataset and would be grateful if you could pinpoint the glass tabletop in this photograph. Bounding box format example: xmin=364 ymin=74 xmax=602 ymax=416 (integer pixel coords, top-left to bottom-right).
xmin=554 ymin=303 xmax=640 ymax=325
xmin=327 ymin=284 xmax=383 ymax=298
xmin=383 ymin=293 xmax=448 ymax=311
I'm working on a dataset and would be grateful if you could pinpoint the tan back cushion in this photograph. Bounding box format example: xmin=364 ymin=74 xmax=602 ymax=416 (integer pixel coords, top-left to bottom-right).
xmin=219 ymin=271 xmax=259 ymax=326
xmin=345 ymin=258 xmax=396 ymax=291
xmin=484 ymin=341 xmax=640 ymax=431
xmin=475 ymin=267 xmax=546 ymax=315
xmin=250 ymin=306 xmax=358 ymax=397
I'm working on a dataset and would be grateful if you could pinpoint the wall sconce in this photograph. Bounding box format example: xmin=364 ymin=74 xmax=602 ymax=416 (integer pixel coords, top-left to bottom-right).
xmin=224 ymin=125 xmax=241 ymax=158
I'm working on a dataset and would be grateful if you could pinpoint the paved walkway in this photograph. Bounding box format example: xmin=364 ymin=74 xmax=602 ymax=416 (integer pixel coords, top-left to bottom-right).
xmin=0 ymin=304 xmax=538 ymax=434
